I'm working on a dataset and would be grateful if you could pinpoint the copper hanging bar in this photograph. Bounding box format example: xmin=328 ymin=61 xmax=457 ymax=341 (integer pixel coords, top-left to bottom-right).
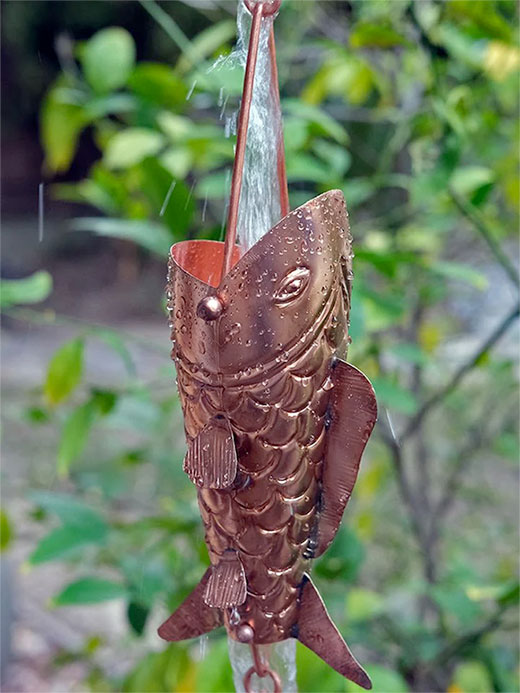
xmin=221 ymin=0 xmax=284 ymax=282
xmin=221 ymin=2 xmax=265 ymax=281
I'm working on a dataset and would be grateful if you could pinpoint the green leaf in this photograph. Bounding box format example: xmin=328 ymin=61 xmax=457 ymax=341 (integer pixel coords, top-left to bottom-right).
xmin=430 ymin=261 xmax=488 ymax=289
xmin=30 ymin=524 xmax=106 ymax=564
xmin=431 ymin=583 xmax=481 ymax=625
xmin=44 ymin=339 xmax=84 ymax=406
xmin=354 ymin=665 xmax=409 ymax=693
xmin=343 ymin=178 xmax=376 ymax=207
xmin=176 ymin=19 xmax=236 ymax=74
xmin=283 ymin=99 xmax=348 ymax=144
xmin=128 ymin=63 xmax=187 ymax=107
xmin=57 ymin=401 xmax=96 ymax=476
xmin=372 ymin=377 xmax=418 ymax=415
xmin=0 ymin=510 xmax=13 ymax=552
xmin=104 ymin=128 xmax=165 ymax=169
xmin=41 ymin=85 xmax=87 ymax=173
xmin=388 ymin=343 xmax=429 ymax=366
xmin=0 ymin=271 xmax=52 ymax=309
xmin=346 ymin=587 xmax=385 ymax=622
xmin=312 ymin=140 xmax=351 ymax=177
xmin=450 ymin=166 xmax=495 ymax=197
xmin=350 ymin=22 xmax=409 ymax=48
xmin=92 ymin=329 xmax=136 ymax=376
xmin=138 ymin=159 xmax=194 ymax=238
xmin=30 ymin=492 xmax=107 ymax=531
xmin=127 ymin=601 xmax=149 ymax=636
xmin=315 ymin=526 xmax=364 ymax=581
xmin=80 ymin=28 xmax=135 ymax=93
xmin=53 ymin=577 xmax=127 ymax=605
xmin=71 ymin=218 xmax=172 ymax=258
xmin=286 ymin=153 xmax=332 ymax=184
xmin=451 ymin=661 xmax=493 ymax=693
xmin=196 ymin=171 xmax=230 ymax=200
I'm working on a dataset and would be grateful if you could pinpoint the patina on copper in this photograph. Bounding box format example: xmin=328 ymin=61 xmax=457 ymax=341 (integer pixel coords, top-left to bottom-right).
xmin=159 ymin=190 xmax=377 ymax=689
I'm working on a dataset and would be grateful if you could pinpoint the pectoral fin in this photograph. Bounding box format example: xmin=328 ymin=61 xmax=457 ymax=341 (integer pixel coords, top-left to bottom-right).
xmin=158 ymin=568 xmax=222 ymax=642
xmin=317 ymin=360 xmax=377 ymax=556
xmin=203 ymin=550 xmax=247 ymax=609
xmin=295 ymin=575 xmax=372 ymax=689
xmin=184 ymin=417 xmax=237 ymax=488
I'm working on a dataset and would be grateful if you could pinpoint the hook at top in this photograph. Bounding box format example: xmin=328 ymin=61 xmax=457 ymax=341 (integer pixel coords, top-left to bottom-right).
xmin=243 ymin=0 xmax=282 ymax=16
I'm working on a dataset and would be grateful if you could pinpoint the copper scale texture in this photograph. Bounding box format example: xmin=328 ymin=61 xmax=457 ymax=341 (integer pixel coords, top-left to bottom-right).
xmin=158 ymin=190 xmax=377 ymax=688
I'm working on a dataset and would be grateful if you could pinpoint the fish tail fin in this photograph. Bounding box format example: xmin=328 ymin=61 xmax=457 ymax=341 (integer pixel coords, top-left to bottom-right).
xmin=158 ymin=568 xmax=223 ymax=642
xmin=294 ymin=575 xmax=372 ymax=690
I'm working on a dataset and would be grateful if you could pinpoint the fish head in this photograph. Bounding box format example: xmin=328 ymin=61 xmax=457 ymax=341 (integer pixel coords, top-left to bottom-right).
xmin=217 ymin=189 xmax=352 ymax=377
xmin=167 ymin=190 xmax=352 ymax=381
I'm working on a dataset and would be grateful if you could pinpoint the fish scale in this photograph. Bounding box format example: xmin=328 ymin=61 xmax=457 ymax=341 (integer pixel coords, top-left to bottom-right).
xmin=159 ymin=190 xmax=377 ymax=688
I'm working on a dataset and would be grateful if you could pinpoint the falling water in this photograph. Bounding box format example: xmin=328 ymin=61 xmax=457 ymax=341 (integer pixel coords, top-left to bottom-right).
xmin=209 ymin=2 xmax=297 ymax=691
xmin=212 ymin=0 xmax=284 ymax=251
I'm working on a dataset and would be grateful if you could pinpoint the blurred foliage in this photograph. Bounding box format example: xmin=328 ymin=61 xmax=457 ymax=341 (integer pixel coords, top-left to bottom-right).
xmin=2 ymin=0 xmax=519 ymax=691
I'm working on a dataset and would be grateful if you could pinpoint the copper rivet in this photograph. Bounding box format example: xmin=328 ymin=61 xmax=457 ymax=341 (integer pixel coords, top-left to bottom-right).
xmin=236 ymin=623 xmax=255 ymax=643
xmin=197 ymin=295 xmax=224 ymax=321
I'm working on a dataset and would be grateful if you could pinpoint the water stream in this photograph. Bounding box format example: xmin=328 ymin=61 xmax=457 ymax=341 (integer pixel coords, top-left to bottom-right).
xmin=213 ymin=0 xmax=284 ymax=251
xmin=208 ymin=2 xmax=297 ymax=691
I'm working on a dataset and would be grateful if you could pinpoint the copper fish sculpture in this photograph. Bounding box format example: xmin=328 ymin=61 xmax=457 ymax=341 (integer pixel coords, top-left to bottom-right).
xmin=159 ymin=189 xmax=377 ymax=689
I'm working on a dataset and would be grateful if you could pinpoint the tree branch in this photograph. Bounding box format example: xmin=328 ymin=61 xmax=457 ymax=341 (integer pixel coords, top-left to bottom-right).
xmin=449 ymin=188 xmax=520 ymax=290
xmin=402 ymin=302 xmax=520 ymax=441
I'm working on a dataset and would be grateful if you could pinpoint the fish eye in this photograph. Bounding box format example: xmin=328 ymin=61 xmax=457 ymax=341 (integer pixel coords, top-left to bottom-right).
xmin=273 ymin=266 xmax=311 ymax=305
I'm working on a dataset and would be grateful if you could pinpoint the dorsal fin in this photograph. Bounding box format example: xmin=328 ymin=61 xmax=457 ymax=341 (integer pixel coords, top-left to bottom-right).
xmin=316 ymin=360 xmax=377 ymax=556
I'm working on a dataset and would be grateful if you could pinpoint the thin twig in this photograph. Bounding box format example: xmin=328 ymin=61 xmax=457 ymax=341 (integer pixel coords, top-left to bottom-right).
xmin=402 ymin=301 xmax=520 ymax=441
xmin=449 ymin=188 xmax=520 ymax=290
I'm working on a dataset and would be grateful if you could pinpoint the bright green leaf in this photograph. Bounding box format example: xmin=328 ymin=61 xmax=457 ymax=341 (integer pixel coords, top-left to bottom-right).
xmin=57 ymin=401 xmax=96 ymax=476
xmin=128 ymin=63 xmax=187 ymax=107
xmin=40 ymin=86 xmax=87 ymax=174
xmin=350 ymin=22 xmax=409 ymax=49
xmin=346 ymin=587 xmax=385 ymax=622
xmin=53 ymin=577 xmax=127 ymax=605
xmin=71 ymin=218 xmax=172 ymax=258
xmin=44 ymin=339 xmax=84 ymax=406
xmin=356 ymin=664 xmax=409 ymax=693
xmin=0 ymin=271 xmax=52 ymax=309
xmin=0 ymin=510 xmax=13 ymax=552
xmin=80 ymin=28 xmax=135 ymax=93
xmin=450 ymin=166 xmax=495 ymax=197
xmin=451 ymin=661 xmax=493 ymax=693
xmin=104 ymin=128 xmax=165 ymax=169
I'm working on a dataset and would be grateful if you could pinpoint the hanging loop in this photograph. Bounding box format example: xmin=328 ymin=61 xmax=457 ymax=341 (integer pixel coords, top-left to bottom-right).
xmin=243 ymin=643 xmax=282 ymax=693
xmin=244 ymin=0 xmax=282 ymax=15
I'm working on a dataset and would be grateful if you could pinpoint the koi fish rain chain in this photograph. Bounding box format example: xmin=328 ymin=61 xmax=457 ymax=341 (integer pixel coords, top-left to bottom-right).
xmin=159 ymin=1 xmax=377 ymax=690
